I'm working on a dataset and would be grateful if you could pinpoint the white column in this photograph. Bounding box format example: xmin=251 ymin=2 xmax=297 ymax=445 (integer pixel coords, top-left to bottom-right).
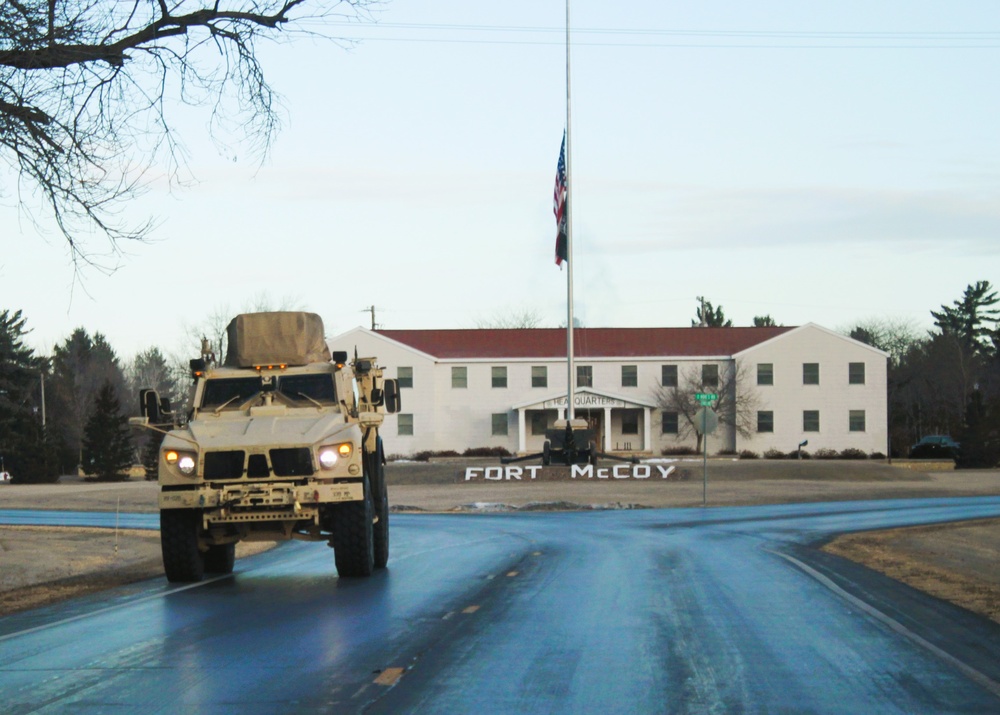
xmin=603 ymin=407 xmax=612 ymax=451
xmin=643 ymin=407 xmax=652 ymax=453
xmin=517 ymin=409 xmax=527 ymax=453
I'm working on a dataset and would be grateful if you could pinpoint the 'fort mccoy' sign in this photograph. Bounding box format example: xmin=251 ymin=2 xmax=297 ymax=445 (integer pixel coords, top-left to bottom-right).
xmin=464 ymin=464 xmax=676 ymax=481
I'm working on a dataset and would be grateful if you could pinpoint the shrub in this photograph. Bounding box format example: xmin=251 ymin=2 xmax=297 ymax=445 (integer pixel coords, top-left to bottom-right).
xmin=716 ymin=449 xmax=737 ymax=456
xmin=813 ymin=448 xmax=838 ymax=460
xmin=661 ymin=446 xmax=699 ymax=456
xmin=463 ymin=446 xmax=512 ymax=458
xmin=412 ymin=450 xmax=461 ymax=461
xmin=763 ymin=448 xmax=786 ymax=459
xmin=838 ymin=447 xmax=868 ymax=460
xmin=790 ymin=450 xmax=811 ymax=459
xmin=738 ymin=450 xmax=759 ymax=459
xmin=869 ymin=452 xmax=886 ymax=460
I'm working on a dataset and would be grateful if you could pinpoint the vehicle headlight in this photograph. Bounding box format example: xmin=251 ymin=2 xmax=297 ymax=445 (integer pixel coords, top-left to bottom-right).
xmin=318 ymin=443 xmax=353 ymax=470
xmin=165 ymin=450 xmax=198 ymax=476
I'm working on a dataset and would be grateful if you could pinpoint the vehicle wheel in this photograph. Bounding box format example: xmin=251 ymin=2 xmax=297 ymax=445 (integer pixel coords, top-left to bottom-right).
xmin=160 ymin=509 xmax=205 ymax=583
xmin=331 ymin=474 xmax=375 ymax=577
xmin=369 ymin=440 xmax=390 ymax=570
xmin=204 ymin=542 xmax=236 ymax=574
xmin=589 ymin=441 xmax=598 ymax=467
xmin=542 ymin=441 xmax=551 ymax=466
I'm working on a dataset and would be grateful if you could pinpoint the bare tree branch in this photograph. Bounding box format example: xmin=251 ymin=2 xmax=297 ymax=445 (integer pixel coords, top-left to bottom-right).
xmin=653 ymin=360 xmax=759 ymax=453
xmin=0 ymin=1 xmax=375 ymax=270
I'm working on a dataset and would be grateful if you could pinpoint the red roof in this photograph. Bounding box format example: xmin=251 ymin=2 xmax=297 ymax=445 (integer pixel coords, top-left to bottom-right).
xmin=375 ymin=327 xmax=794 ymax=359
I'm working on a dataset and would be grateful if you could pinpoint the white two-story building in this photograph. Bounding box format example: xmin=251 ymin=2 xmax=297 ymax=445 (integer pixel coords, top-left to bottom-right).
xmin=331 ymin=324 xmax=888 ymax=457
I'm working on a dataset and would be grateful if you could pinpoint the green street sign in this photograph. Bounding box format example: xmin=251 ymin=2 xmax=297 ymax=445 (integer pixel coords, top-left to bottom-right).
xmin=695 ymin=392 xmax=718 ymax=405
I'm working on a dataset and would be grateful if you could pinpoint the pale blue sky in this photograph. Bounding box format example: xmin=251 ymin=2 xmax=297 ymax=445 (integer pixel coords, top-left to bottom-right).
xmin=2 ymin=0 xmax=998 ymax=359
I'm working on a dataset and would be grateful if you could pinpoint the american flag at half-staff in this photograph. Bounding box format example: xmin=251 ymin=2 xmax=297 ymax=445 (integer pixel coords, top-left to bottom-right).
xmin=553 ymin=131 xmax=568 ymax=266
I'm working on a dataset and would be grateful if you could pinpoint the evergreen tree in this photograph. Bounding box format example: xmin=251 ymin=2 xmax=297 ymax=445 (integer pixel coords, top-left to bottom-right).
xmin=50 ymin=328 xmax=127 ymax=473
xmin=931 ymin=280 xmax=999 ymax=357
xmin=692 ymin=297 xmax=732 ymax=328
xmin=81 ymin=381 xmax=134 ymax=481
xmin=956 ymin=390 xmax=1000 ymax=468
xmin=0 ymin=309 xmax=61 ymax=482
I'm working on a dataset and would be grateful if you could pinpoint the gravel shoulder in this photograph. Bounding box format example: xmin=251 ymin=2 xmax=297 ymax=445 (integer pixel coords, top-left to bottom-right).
xmin=1 ymin=460 xmax=998 ymax=620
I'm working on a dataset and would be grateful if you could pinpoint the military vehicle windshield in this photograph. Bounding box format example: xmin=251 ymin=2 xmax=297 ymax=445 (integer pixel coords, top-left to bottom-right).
xmin=200 ymin=374 xmax=337 ymax=410
xmin=201 ymin=377 xmax=262 ymax=409
xmin=278 ymin=374 xmax=337 ymax=404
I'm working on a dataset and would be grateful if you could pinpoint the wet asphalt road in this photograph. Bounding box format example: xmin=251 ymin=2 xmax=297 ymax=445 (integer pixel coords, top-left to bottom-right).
xmin=3 ymin=498 xmax=1000 ymax=714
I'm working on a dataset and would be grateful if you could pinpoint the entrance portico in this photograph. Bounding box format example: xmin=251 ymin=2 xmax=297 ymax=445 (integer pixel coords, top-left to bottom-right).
xmin=512 ymin=387 xmax=658 ymax=454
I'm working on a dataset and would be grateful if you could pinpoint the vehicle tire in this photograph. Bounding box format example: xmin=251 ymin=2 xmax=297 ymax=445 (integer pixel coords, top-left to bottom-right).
xmin=204 ymin=542 xmax=236 ymax=574
xmin=160 ymin=509 xmax=205 ymax=583
xmin=542 ymin=441 xmax=551 ymax=466
xmin=369 ymin=440 xmax=390 ymax=570
xmin=331 ymin=475 xmax=375 ymax=578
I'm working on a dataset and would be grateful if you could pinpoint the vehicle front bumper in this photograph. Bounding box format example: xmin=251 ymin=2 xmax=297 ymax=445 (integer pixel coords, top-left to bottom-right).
xmin=159 ymin=481 xmax=363 ymax=522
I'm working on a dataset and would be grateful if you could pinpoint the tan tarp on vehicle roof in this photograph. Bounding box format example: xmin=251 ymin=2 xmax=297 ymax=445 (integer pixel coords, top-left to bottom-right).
xmin=224 ymin=312 xmax=331 ymax=367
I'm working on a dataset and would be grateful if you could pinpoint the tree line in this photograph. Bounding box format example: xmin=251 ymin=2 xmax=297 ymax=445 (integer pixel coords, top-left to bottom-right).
xmin=0 ymin=311 xmax=182 ymax=482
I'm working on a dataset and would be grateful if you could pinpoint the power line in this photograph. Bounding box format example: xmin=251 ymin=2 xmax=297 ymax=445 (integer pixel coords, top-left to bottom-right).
xmin=316 ymin=20 xmax=1000 ymax=50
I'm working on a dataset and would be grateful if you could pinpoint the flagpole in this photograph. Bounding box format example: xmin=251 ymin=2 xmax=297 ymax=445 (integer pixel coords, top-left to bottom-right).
xmin=564 ymin=0 xmax=576 ymax=422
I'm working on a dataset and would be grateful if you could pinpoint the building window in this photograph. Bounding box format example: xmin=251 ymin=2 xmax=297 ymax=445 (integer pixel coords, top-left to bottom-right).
xmin=398 ymin=413 xmax=413 ymax=436
xmin=661 ymin=411 xmax=679 ymax=434
xmin=451 ymin=366 xmax=467 ymax=389
xmin=803 ymin=363 xmax=819 ymax=385
xmin=849 ymin=410 xmax=866 ymax=432
xmin=492 ymin=413 xmax=509 ymax=436
xmin=577 ymin=365 xmax=593 ymax=388
xmin=849 ymin=362 xmax=865 ymax=385
xmin=757 ymin=363 xmax=773 ymax=386
xmin=492 ymin=366 xmax=507 ymax=388
xmin=621 ymin=410 xmax=640 ymax=435
xmin=530 ymin=411 xmax=549 ymax=435
xmin=702 ymin=364 xmax=719 ymax=388
xmin=397 ymin=366 xmax=413 ymax=389
xmin=532 ymin=366 xmax=547 ymax=388
xmin=757 ymin=411 xmax=774 ymax=433
xmin=803 ymin=410 xmax=820 ymax=432
xmin=621 ymin=365 xmax=638 ymax=387
xmin=661 ymin=364 xmax=678 ymax=387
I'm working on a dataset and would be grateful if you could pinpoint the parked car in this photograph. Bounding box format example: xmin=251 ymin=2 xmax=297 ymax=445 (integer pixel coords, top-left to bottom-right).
xmin=910 ymin=435 xmax=960 ymax=459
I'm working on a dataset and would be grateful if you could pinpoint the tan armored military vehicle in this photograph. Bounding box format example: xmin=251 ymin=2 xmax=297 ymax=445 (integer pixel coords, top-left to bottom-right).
xmin=133 ymin=312 xmax=400 ymax=583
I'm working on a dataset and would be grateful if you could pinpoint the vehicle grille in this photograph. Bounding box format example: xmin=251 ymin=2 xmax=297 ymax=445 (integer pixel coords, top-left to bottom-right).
xmin=202 ymin=447 xmax=314 ymax=480
xmin=270 ymin=447 xmax=314 ymax=477
xmin=204 ymin=451 xmax=245 ymax=480
xmin=247 ymin=454 xmax=269 ymax=478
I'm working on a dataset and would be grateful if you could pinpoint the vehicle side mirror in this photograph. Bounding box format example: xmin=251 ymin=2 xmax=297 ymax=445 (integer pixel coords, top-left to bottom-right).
xmin=159 ymin=397 xmax=173 ymax=418
xmin=369 ymin=388 xmax=384 ymax=406
xmin=382 ymin=379 xmax=401 ymax=414
xmin=140 ymin=389 xmax=161 ymax=423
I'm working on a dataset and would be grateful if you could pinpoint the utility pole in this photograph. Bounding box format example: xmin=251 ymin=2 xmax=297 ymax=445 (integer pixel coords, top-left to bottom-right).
xmin=362 ymin=306 xmax=379 ymax=330
xmin=697 ymin=296 xmax=707 ymax=327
